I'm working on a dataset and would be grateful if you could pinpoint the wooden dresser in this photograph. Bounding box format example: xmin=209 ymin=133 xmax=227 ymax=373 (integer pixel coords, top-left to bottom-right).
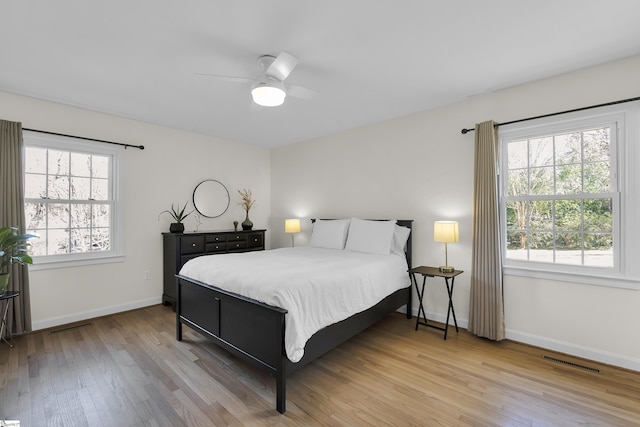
xmin=162 ymin=229 xmax=266 ymax=308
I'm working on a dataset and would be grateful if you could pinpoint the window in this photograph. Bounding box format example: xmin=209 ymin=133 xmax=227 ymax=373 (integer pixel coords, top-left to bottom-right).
xmin=505 ymin=124 xmax=616 ymax=266
xmin=23 ymin=131 xmax=125 ymax=268
xmin=500 ymin=102 xmax=640 ymax=288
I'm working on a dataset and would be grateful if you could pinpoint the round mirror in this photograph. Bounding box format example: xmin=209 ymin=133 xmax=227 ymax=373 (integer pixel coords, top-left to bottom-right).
xmin=192 ymin=180 xmax=230 ymax=218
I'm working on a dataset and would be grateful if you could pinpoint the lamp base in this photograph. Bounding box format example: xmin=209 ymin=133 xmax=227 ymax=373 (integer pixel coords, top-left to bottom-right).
xmin=439 ymin=265 xmax=455 ymax=273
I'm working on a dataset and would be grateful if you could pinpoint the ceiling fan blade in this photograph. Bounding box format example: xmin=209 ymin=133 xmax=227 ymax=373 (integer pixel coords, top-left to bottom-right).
xmin=287 ymin=84 xmax=319 ymax=100
xmin=266 ymin=51 xmax=299 ymax=81
xmin=194 ymin=73 xmax=252 ymax=84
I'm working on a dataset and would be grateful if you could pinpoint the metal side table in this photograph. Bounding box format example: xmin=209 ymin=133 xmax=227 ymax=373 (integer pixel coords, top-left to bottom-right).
xmin=409 ymin=266 xmax=462 ymax=340
xmin=0 ymin=291 xmax=20 ymax=347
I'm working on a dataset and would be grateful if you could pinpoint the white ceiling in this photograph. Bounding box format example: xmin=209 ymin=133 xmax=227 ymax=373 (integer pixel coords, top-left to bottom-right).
xmin=2 ymin=1 xmax=640 ymax=148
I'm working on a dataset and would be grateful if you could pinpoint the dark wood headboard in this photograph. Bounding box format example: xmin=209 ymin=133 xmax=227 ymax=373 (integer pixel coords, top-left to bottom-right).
xmin=310 ymin=218 xmax=413 ymax=268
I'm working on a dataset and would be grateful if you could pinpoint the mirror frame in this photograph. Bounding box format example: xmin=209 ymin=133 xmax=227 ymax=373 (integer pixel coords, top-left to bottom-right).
xmin=192 ymin=179 xmax=230 ymax=218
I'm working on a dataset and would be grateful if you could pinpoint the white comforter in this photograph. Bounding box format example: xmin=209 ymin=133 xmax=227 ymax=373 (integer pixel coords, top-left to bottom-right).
xmin=178 ymin=247 xmax=409 ymax=362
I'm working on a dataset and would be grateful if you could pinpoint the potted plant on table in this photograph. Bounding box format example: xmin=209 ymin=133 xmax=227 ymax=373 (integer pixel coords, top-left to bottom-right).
xmin=0 ymin=226 xmax=37 ymax=295
xmin=158 ymin=202 xmax=193 ymax=233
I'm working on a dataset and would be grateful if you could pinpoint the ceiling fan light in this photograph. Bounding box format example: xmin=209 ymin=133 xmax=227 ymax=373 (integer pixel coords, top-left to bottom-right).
xmin=251 ymin=83 xmax=286 ymax=107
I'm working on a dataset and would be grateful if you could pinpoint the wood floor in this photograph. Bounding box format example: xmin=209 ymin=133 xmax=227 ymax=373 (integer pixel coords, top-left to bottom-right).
xmin=1 ymin=305 xmax=639 ymax=426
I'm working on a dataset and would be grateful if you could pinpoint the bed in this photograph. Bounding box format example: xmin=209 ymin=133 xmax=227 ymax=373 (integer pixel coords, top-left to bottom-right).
xmin=175 ymin=218 xmax=413 ymax=413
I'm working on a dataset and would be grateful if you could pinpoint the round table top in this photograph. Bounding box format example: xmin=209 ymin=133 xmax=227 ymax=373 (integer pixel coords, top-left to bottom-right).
xmin=0 ymin=290 xmax=20 ymax=300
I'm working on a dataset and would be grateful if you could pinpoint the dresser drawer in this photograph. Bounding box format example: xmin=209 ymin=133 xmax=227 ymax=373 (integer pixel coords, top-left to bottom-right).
xmin=247 ymin=232 xmax=264 ymax=248
xmin=181 ymin=236 xmax=204 ymax=254
xmin=206 ymin=234 xmax=226 ymax=244
xmin=227 ymin=233 xmax=248 ymax=243
xmin=206 ymin=242 xmax=227 ymax=253
xmin=227 ymin=240 xmax=247 ymax=250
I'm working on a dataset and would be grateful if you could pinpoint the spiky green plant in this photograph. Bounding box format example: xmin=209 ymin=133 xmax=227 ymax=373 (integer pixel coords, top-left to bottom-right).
xmin=158 ymin=202 xmax=193 ymax=223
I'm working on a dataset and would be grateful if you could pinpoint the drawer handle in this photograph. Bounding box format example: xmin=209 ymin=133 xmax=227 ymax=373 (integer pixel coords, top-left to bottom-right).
xmin=254 ymin=238 xmax=258 ymax=242
xmin=192 ymin=243 xmax=196 ymax=247
xmin=236 ymin=243 xmax=240 ymax=247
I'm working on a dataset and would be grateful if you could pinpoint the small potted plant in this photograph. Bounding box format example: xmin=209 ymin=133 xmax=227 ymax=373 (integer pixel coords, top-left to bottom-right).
xmin=0 ymin=226 xmax=37 ymax=295
xmin=158 ymin=202 xmax=193 ymax=233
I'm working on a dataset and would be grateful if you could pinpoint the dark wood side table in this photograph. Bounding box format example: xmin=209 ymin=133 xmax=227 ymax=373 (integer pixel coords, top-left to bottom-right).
xmin=409 ymin=266 xmax=463 ymax=340
xmin=0 ymin=290 xmax=20 ymax=348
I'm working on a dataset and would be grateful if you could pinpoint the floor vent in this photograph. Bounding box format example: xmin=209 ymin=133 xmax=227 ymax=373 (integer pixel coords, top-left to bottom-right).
xmin=543 ymin=355 xmax=600 ymax=373
xmin=48 ymin=322 xmax=93 ymax=334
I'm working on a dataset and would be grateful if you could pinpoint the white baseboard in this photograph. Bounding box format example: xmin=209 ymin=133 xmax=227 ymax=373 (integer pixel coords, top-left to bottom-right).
xmin=32 ymin=296 xmax=162 ymax=331
xmin=402 ymin=305 xmax=640 ymax=372
xmin=505 ymin=329 xmax=640 ymax=372
xmin=400 ymin=305 xmax=469 ymax=330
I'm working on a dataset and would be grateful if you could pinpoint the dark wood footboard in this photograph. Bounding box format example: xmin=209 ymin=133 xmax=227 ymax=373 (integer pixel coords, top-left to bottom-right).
xmin=176 ymin=275 xmax=411 ymax=413
xmin=176 ymin=275 xmax=289 ymax=412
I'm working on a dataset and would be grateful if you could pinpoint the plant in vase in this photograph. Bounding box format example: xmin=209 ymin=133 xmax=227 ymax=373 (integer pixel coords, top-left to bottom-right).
xmin=237 ymin=189 xmax=255 ymax=231
xmin=158 ymin=202 xmax=193 ymax=233
xmin=0 ymin=226 xmax=37 ymax=295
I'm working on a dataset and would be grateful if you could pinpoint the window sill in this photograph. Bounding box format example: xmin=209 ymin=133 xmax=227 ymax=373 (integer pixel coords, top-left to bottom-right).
xmin=29 ymin=254 xmax=125 ymax=271
xmin=503 ymin=265 xmax=640 ymax=290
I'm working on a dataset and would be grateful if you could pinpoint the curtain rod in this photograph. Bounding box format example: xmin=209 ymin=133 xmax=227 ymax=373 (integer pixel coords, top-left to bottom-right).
xmin=23 ymin=128 xmax=145 ymax=150
xmin=460 ymin=95 xmax=640 ymax=135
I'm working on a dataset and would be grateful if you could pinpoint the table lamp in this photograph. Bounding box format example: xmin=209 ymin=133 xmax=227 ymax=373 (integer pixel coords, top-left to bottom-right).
xmin=285 ymin=218 xmax=301 ymax=247
xmin=434 ymin=221 xmax=459 ymax=273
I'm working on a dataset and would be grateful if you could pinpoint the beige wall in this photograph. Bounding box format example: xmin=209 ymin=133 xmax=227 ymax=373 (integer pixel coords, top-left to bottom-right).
xmin=0 ymin=91 xmax=271 ymax=329
xmin=270 ymin=55 xmax=640 ymax=370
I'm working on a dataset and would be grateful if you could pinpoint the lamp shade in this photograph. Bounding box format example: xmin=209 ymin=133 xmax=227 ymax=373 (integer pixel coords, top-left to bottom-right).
xmin=252 ymin=81 xmax=286 ymax=107
xmin=434 ymin=221 xmax=459 ymax=243
xmin=285 ymin=218 xmax=301 ymax=234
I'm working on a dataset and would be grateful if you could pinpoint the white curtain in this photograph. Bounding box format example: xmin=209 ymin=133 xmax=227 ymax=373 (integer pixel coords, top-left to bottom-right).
xmin=468 ymin=120 xmax=505 ymax=341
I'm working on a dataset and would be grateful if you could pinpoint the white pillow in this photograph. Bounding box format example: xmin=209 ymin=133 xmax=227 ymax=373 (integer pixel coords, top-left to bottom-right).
xmin=345 ymin=218 xmax=396 ymax=255
xmin=391 ymin=224 xmax=411 ymax=256
xmin=309 ymin=219 xmax=351 ymax=249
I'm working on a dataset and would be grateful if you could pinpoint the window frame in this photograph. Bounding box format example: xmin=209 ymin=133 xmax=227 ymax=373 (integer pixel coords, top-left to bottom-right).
xmin=499 ymin=102 xmax=640 ymax=289
xmin=23 ymin=131 xmax=125 ymax=270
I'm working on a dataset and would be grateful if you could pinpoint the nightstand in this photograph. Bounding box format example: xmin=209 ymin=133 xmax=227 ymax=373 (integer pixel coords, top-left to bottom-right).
xmin=409 ymin=266 xmax=463 ymax=340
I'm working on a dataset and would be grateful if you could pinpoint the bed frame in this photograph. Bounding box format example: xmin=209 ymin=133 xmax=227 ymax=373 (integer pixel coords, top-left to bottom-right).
xmin=175 ymin=219 xmax=413 ymax=413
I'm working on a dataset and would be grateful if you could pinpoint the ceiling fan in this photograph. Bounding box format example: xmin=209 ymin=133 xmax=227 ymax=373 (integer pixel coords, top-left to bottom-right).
xmin=197 ymin=51 xmax=305 ymax=107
